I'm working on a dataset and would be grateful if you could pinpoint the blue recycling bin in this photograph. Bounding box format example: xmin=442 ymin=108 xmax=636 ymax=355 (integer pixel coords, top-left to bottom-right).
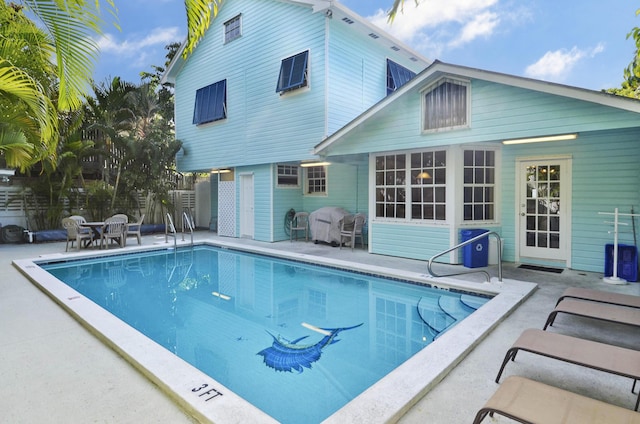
xmin=461 ymin=229 xmax=489 ymax=268
xmin=604 ymin=244 xmax=638 ymax=282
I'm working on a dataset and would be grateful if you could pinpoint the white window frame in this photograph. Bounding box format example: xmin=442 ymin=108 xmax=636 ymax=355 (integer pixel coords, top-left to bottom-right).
xmin=304 ymin=166 xmax=327 ymax=196
xmin=276 ymin=164 xmax=300 ymax=188
xmin=223 ymin=14 xmax=242 ymax=44
xmin=373 ymin=149 xmax=447 ymax=222
xmin=421 ymin=77 xmax=470 ymax=133
xmin=462 ymin=147 xmax=497 ymax=223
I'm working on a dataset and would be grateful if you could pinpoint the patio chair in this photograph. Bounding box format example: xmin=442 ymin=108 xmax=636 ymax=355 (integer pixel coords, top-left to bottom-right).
xmin=339 ymin=214 xmax=355 ymax=249
xmin=340 ymin=213 xmax=366 ymax=250
xmin=473 ymin=376 xmax=640 ymax=424
xmin=555 ymin=287 xmax=640 ymax=309
xmin=110 ymin=213 xmax=129 ymax=224
xmin=543 ymin=298 xmax=640 ymax=331
xmin=126 ymin=214 xmax=145 ymax=245
xmin=69 ymin=215 xmax=87 ymax=225
xmin=290 ymin=211 xmax=309 ymax=242
xmin=62 ymin=217 xmax=94 ymax=251
xmin=101 ymin=216 xmax=127 ymax=249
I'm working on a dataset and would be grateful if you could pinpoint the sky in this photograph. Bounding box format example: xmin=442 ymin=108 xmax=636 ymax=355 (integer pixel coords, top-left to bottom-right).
xmin=93 ymin=0 xmax=639 ymax=91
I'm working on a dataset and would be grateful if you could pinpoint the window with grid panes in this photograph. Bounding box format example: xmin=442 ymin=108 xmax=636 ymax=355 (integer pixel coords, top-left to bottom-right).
xmin=224 ymin=15 xmax=241 ymax=43
xmin=463 ymin=149 xmax=495 ymax=221
xmin=305 ymin=166 xmax=326 ymax=194
xmin=277 ymin=164 xmax=299 ymax=187
xmin=411 ymin=150 xmax=447 ymax=220
xmin=375 ymin=154 xmax=406 ymax=219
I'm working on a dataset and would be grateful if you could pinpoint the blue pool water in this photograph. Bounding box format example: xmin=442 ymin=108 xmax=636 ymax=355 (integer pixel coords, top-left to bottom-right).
xmin=42 ymin=245 xmax=490 ymax=423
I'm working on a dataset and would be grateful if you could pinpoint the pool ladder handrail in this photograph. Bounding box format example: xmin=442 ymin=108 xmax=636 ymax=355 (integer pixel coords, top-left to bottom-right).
xmin=427 ymin=231 xmax=503 ymax=283
xmin=181 ymin=209 xmax=194 ymax=244
xmin=165 ymin=213 xmax=177 ymax=248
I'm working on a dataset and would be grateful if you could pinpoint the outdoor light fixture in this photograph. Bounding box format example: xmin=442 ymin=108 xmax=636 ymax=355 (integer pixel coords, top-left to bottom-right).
xmin=212 ymin=291 xmax=231 ymax=300
xmin=300 ymin=161 xmax=331 ymax=168
xmin=210 ymin=169 xmax=231 ymax=174
xmin=502 ymin=133 xmax=578 ymax=145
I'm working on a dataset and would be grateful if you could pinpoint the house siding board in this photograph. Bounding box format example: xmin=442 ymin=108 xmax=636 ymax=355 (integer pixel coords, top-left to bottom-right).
xmin=174 ymin=0 xmax=327 ymax=171
xmin=371 ymin=223 xmax=451 ymax=261
xmin=323 ymin=80 xmax=640 ymax=157
xmin=501 ymin=128 xmax=640 ymax=272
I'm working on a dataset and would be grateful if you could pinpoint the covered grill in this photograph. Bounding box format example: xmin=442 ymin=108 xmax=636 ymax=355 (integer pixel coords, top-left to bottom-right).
xmin=309 ymin=207 xmax=350 ymax=245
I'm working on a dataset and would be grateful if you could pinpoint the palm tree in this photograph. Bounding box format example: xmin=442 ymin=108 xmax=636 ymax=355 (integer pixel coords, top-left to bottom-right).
xmin=0 ymin=1 xmax=117 ymax=170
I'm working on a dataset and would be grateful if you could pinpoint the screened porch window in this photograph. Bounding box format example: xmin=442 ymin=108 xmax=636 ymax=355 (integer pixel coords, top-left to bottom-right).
xmin=386 ymin=59 xmax=416 ymax=95
xmin=375 ymin=150 xmax=447 ymax=221
xmin=193 ymin=80 xmax=227 ymax=125
xmin=423 ymin=78 xmax=469 ymax=131
xmin=463 ymin=149 xmax=495 ymax=221
xmin=276 ymin=50 xmax=309 ymax=93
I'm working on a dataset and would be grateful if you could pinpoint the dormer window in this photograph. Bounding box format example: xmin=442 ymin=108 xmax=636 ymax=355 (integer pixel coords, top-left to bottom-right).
xmin=224 ymin=15 xmax=242 ymax=43
xmin=422 ymin=78 xmax=470 ymax=132
xmin=387 ymin=59 xmax=416 ymax=95
xmin=276 ymin=50 xmax=309 ymax=93
xmin=193 ymin=80 xmax=227 ymax=125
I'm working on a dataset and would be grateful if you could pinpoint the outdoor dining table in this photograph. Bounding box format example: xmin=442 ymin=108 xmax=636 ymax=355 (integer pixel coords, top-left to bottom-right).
xmin=79 ymin=221 xmax=105 ymax=247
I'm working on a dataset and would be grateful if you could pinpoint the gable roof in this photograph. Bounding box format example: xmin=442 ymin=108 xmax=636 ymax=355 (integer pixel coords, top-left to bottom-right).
xmin=162 ymin=0 xmax=430 ymax=84
xmin=313 ymin=60 xmax=640 ymax=154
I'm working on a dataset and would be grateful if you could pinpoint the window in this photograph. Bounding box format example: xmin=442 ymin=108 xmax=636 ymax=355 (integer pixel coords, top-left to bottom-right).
xmin=423 ymin=78 xmax=469 ymax=131
xmin=277 ymin=164 xmax=299 ymax=187
xmin=193 ymin=80 xmax=227 ymax=125
xmin=224 ymin=15 xmax=241 ymax=43
xmin=463 ymin=149 xmax=495 ymax=221
xmin=276 ymin=50 xmax=309 ymax=93
xmin=410 ymin=151 xmax=447 ymax=220
xmin=375 ymin=150 xmax=446 ymax=221
xmin=305 ymin=166 xmax=326 ymax=195
xmin=386 ymin=59 xmax=416 ymax=95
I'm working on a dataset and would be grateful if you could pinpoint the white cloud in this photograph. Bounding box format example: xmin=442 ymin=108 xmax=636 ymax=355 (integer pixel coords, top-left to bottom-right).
xmin=524 ymin=43 xmax=605 ymax=82
xmin=97 ymin=26 xmax=182 ymax=57
xmin=368 ymin=0 xmax=501 ymax=52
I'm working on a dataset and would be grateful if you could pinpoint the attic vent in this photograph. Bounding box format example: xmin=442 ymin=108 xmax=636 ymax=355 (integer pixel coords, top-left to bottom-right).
xmin=390 ymin=46 xmax=400 ymax=51
xmin=409 ymin=57 xmax=418 ymax=62
xmin=368 ymin=33 xmax=380 ymax=39
xmin=342 ymin=17 xmax=354 ymax=24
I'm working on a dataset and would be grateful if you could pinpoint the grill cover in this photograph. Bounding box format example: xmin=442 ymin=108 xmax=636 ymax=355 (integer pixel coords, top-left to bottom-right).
xmin=309 ymin=207 xmax=350 ymax=244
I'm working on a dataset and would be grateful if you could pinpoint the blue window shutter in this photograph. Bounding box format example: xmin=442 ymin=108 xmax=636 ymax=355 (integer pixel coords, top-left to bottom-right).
xmin=193 ymin=80 xmax=227 ymax=125
xmin=276 ymin=51 xmax=309 ymax=92
xmin=387 ymin=60 xmax=416 ymax=95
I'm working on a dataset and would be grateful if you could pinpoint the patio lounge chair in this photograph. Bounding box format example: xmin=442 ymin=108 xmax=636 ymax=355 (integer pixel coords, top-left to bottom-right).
xmin=126 ymin=214 xmax=145 ymax=245
xmin=473 ymin=376 xmax=640 ymax=424
xmin=62 ymin=217 xmax=94 ymax=251
xmin=543 ymin=298 xmax=640 ymax=330
xmin=555 ymin=287 xmax=640 ymax=309
xmin=494 ymin=329 xmax=640 ymax=410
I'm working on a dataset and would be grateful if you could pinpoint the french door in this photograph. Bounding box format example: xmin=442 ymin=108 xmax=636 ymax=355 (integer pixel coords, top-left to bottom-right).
xmin=518 ymin=158 xmax=571 ymax=262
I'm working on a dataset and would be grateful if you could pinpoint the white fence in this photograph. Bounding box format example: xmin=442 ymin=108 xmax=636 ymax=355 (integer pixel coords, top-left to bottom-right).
xmin=0 ymin=186 xmax=196 ymax=230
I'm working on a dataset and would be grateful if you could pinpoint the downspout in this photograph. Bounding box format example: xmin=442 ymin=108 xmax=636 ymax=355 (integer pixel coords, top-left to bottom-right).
xmin=324 ymin=7 xmax=330 ymax=138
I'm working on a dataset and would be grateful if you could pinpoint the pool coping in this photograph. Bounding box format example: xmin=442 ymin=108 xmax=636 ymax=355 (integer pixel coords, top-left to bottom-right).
xmin=13 ymin=239 xmax=537 ymax=424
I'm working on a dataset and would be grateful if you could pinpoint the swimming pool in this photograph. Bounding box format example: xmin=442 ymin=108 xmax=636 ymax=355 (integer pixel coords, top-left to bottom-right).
xmin=14 ymin=239 xmax=535 ymax=423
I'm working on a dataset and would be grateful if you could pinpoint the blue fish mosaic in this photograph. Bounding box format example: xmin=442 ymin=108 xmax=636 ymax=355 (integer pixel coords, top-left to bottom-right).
xmin=257 ymin=323 xmax=363 ymax=373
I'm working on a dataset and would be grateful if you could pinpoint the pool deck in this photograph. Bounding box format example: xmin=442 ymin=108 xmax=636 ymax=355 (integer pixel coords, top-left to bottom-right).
xmin=2 ymin=231 xmax=639 ymax=423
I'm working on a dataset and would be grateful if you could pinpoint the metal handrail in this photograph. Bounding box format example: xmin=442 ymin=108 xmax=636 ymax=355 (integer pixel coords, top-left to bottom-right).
xmin=182 ymin=210 xmax=194 ymax=244
xmin=165 ymin=213 xmax=177 ymax=248
xmin=427 ymin=231 xmax=503 ymax=282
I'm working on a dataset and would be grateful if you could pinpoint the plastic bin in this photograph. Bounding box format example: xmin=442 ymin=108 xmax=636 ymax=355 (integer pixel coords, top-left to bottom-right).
xmin=461 ymin=229 xmax=489 ymax=268
xmin=604 ymin=244 xmax=638 ymax=282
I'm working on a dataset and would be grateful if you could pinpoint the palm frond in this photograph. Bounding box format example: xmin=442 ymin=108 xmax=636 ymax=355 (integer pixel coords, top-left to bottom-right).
xmin=183 ymin=0 xmax=222 ymax=57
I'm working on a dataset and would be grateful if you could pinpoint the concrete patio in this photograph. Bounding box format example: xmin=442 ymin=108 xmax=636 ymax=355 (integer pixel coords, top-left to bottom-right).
xmin=1 ymin=231 xmax=639 ymax=423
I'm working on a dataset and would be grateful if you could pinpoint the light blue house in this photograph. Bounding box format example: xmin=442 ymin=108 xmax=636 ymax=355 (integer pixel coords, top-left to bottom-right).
xmin=166 ymin=0 xmax=640 ymax=273
xmin=314 ymin=60 xmax=640 ymax=272
xmin=163 ymin=0 xmax=428 ymax=241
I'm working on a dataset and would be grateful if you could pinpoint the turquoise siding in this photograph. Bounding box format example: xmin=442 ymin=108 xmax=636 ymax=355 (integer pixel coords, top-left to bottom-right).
xmin=372 ymin=223 xmax=451 ymax=261
xmin=323 ymin=80 xmax=640 ymax=157
xmin=174 ymin=0 xmax=327 ymax=170
xmin=502 ymin=128 xmax=640 ymax=272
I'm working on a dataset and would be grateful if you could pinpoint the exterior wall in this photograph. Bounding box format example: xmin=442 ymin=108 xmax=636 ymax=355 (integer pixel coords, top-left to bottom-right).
xmin=501 ymin=128 xmax=640 ymax=272
xmin=174 ymin=0 xmax=328 ymax=171
xmin=371 ymin=222 xmax=451 ymax=261
xmin=324 ymin=79 xmax=640 ymax=157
